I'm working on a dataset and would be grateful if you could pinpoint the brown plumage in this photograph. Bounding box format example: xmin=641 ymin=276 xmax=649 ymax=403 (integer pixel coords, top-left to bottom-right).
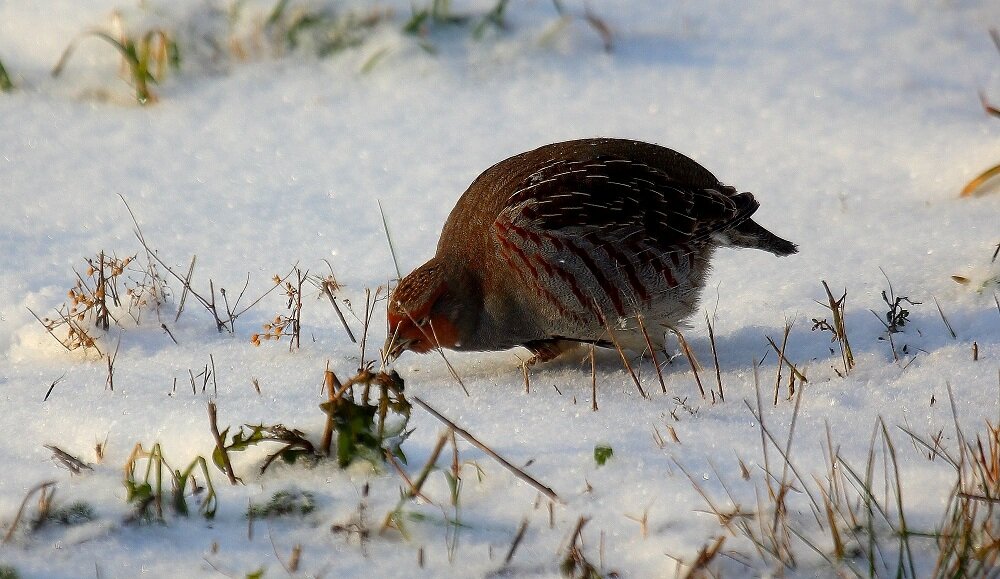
xmin=384 ymin=138 xmax=797 ymax=362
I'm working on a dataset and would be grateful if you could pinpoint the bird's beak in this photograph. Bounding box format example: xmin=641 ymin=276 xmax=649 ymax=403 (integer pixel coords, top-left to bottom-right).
xmin=382 ymin=335 xmax=416 ymax=364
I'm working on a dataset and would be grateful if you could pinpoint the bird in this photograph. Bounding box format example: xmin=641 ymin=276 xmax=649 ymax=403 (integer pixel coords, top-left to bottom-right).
xmin=383 ymin=138 xmax=797 ymax=364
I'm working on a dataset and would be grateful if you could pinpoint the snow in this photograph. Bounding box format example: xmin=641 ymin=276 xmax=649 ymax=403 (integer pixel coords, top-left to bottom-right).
xmin=1 ymin=0 xmax=999 ymax=577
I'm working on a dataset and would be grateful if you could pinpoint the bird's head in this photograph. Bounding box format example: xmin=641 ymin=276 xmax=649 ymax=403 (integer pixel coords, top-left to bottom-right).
xmin=383 ymin=258 xmax=477 ymax=362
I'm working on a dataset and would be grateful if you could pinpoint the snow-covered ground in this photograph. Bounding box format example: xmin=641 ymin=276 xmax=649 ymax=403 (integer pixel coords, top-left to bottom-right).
xmin=1 ymin=1 xmax=999 ymax=577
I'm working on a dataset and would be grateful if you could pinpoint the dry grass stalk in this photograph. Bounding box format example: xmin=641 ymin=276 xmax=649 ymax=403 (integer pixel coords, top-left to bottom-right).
xmin=682 ymin=535 xmax=725 ymax=579
xmin=2 ymin=481 xmax=56 ymax=544
xmin=960 ymin=164 xmax=1000 ymax=197
xmin=401 ymin=431 xmax=449 ymax=502
xmin=316 ymin=261 xmax=356 ymax=343
xmin=705 ymin=314 xmax=724 ymax=401
xmin=672 ymin=328 xmax=705 ymax=398
xmin=560 ymin=516 xmax=606 ymax=577
xmin=288 ymin=544 xmax=301 ymax=573
xmin=933 ymin=296 xmax=957 ymax=339
xmin=590 ymin=344 xmax=598 ymax=411
xmin=105 ymin=336 xmax=120 ymax=392
xmin=378 ymin=199 xmax=402 ymax=280
xmin=772 ymin=323 xmax=791 ymax=405
xmin=320 ymin=366 xmax=342 ymax=456
xmin=765 ymin=336 xmax=808 ymax=385
xmin=636 ymin=313 xmax=667 ymax=394
xmin=820 ymin=281 xmax=854 ymax=375
xmin=599 ymin=312 xmax=647 ymax=399
xmin=427 ymin=319 xmax=470 ymax=396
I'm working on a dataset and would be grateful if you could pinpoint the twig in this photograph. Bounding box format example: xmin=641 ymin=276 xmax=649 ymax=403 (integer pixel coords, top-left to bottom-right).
xmin=123 ymin=196 xmax=293 ymax=332
xmin=504 ymin=518 xmax=530 ymax=566
xmin=105 ymin=335 xmax=120 ymax=392
xmin=44 ymin=445 xmax=93 ymax=474
xmin=27 ymin=307 xmax=73 ymax=353
xmin=43 ymin=373 xmax=66 ymax=402
xmin=406 ymin=394 xmax=560 ymax=503
xmin=210 ymin=354 xmax=218 ymax=396
xmin=319 ymin=274 xmax=356 ymax=343
xmin=175 ymin=255 xmax=196 ymax=322
xmin=160 ymin=323 xmax=178 ymax=344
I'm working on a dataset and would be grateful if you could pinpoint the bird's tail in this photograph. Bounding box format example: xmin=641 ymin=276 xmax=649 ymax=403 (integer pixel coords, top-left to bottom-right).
xmin=728 ymin=219 xmax=798 ymax=256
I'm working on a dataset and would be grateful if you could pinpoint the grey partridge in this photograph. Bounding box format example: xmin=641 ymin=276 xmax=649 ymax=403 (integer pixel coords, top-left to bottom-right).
xmin=384 ymin=138 xmax=797 ymax=363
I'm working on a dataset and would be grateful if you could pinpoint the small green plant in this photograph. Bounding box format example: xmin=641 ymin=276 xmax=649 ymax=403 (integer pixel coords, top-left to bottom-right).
xmin=471 ymin=0 xmax=509 ymax=39
xmin=213 ymin=423 xmax=318 ymax=475
xmin=0 ymin=566 xmax=21 ymax=579
xmin=52 ymin=27 xmax=180 ymax=105
xmin=228 ymin=0 xmax=388 ymax=61
xmin=123 ymin=443 xmax=218 ymax=522
xmin=403 ymin=0 xmax=467 ymax=36
xmin=0 ymin=55 xmax=14 ymax=92
xmin=46 ymin=502 xmax=96 ymax=526
xmin=247 ymin=490 xmax=315 ymax=518
xmin=380 ymin=430 xmax=482 ymax=548
xmin=560 ymin=518 xmax=611 ymax=578
xmin=877 ymin=289 xmax=918 ymax=334
xmin=214 ymin=366 xmax=412 ymax=476
xmin=870 ymin=270 xmax=919 ymax=361
xmin=593 ymin=444 xmax=613 ymax=467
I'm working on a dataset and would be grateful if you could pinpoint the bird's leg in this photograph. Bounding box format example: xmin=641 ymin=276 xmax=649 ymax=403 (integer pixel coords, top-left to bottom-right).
xmin=520 ymin=340 xmax=572 ymax=394
xmin=523 ymin=339 xmax=580 ymax=365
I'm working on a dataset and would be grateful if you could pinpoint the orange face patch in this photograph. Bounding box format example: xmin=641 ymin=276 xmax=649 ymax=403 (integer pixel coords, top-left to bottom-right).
xmin=391 ymin=313 xmax=458 ymax=354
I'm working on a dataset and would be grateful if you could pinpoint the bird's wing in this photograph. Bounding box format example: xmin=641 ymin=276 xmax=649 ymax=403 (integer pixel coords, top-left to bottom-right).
xmin=495 ymin=155 xmax=758 ymax=249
